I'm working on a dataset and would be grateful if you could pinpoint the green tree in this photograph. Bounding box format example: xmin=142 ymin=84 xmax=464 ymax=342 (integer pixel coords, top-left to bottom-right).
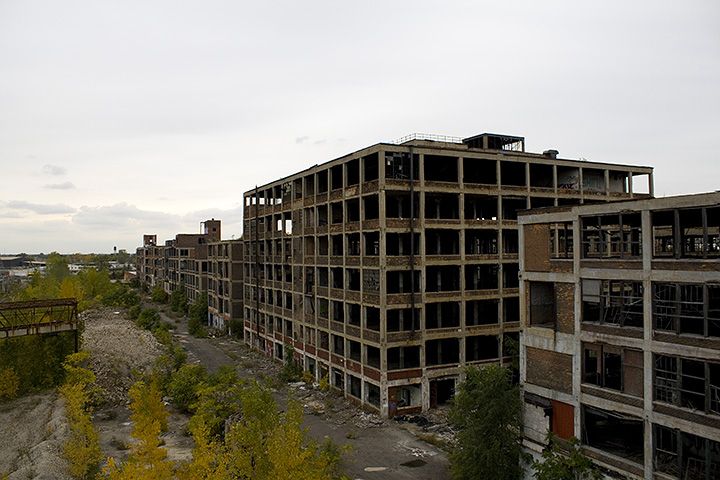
xmin=169 ymin=288 xmax=188 ymax=314
xmin=46 ymin=252 xmax=70 ymax=282
xmin=532 ymin=435 xmax=601 ymax=480
xmin=151 ymin=285 xmax=168 ymax=303
xmin=168 ymin=363 xmax=207 ymax=413
xmin=449 ymin=364 xmax=522 ymax=480
xmin=188 ymin=293 xmax=208 ymax=337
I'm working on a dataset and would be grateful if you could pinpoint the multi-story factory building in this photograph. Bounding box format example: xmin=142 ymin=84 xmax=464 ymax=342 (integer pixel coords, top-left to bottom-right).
xmin=519 ymin=192 xmax=720 ymax=479
xmin=207 ymin=238 xmax=244 ymax=332
xmin=242 ymin=132 xmax=653 ymax=417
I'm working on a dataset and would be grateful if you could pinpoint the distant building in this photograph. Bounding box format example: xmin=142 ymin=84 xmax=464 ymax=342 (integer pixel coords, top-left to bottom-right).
xmin=241 ymin=132 xmax=653 ymax=417
xmin=519 ymin=192 xmax=720 ymax=479
xmin=207 ymin=239 xmax=244 ymax=331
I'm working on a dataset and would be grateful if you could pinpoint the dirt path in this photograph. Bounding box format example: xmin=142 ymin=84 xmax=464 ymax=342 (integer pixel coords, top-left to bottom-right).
xmin=161 ymin=310 xmax=451 ymax=480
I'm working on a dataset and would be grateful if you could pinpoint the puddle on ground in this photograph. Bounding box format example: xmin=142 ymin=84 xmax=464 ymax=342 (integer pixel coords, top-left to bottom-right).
xmin=401 ymin=459 xmax=427 ymax=468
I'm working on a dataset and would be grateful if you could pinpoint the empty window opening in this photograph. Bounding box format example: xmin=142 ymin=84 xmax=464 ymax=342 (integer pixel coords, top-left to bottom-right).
xmin=530 ymin=197 xmax=555 ymax=209
xmin=319 ymin=331 xmax=329 ymax=350
xmin=348 ymin=340 xmax=361 ymax=362
xmin=363 ymin=195 xmax=379 ymax=220
xmin=503 ymin=263 xmax=519 ymax=288
xmin=425 ymin=302 xmax=460 ymax=329
xmin=465 ymin=195 xmax=498 ymax=221
xmin=363 ymin=232 xmax=380 ymax=256
xmin=424 ymin=155 xmax=458 ymax=182
xmin=463 ymin=157 xmax=497 ymax=185
xmin=330 ymin=202 xmax=343 ymax=224
xmin=503 ymin=229 xmax=519 ymax=254
xmin=466 ymin=335 xmax=499 ymax=361
xmin=425 ymin=193 xmax=459 ymax=219
xmin=365 ymin=307 xmax=380 ymax=331
xmin=347 ymin=159 xmax=360 ymax=187
xmin=465 ymin=264 xmax=498 ymax=291
xmin=317 ymin=299 xmax=329 ymax=319
xmin=331 ymin=165 xmax=343 ymax=190
xmin=317 ymin=267 xmax=328 ymax=287
xmin=582 ymin=405 xmax=644 ymax=463
xmin=317 ymin=205 xmax=328 ymax=226
xmin=347 ymin=269 xmax=360 ymax=291
xmin=426 ymin=339 xmax=460 ymax=366
xmin=366 ymin=346 xmax=380 ymax=368
xmin=466 ymin=229 xmax=498 ymax=255
xmin=550 ymin=222 xmax=574 ymax=259
xmin=330 ymin=267 xmax=343 ymax=289
xmin=366 ymin=382 xmax=380 ymax=407
xmin=331 ymin=234 xmax=343 ymax=256
xmin=385 ymin=152 xmax=419 ymax=180
xmin=331 ymin=300 xmax=344 ymax=324
xmin=347 ymin=303 xmax=361 ymax=326
xmin=387 ymin=270 xmax=421 ymax=294
xmin=387 ymin=308 xmax=420 ymax=332
xmin=583 ymin=344 xmax=643 ymax=396
xmin=426 ymin=229 xmax=459 ymax=255
xmin=347 ymin=233 xmax=360 ymax=256
xmin=466 ymin=299 xmax=499 ymax=326
xmin=581 ymin=213 xmax=642 ymax=258
xmin=582 ymin=279 xmax=643 ymax=328
xmin=389 ymin=384 xmax=422 ymax=414
xmin=386 ymin=192 xmax=419 ymax=219
xmin=362 ymin=153 xmax=379 ymax=182
xmin=430 ymin=379 xmax=455 ymax=408
xmin=387 ymin=346 xmax=421 ymax=370
xmin=529 ymin=163 xmax=554 ymax=189
xmin=557 ymin=166 xmax=580 ymax=191
xmin=332 ymin=368 xmax=344 ymax=390
xmin=653 ymin=283 xmax=720 ymax=336
xmin=346 ymin=198 xmax=360 ymax=222
xmin=501 ymin=197 xmax=527 ymax=221
xmin=426 ymin=265 xmax=461 ymax=292
xmin=304 ymin=175 xmax=315 ymax=196
xmin=317 ymin=170 xmax=328 ymax=194
xmin=500 ymin=161 xmax=526 ymax=187
xmin=331 ymin=334 xmax=344 ymax=355
xmin=582 ymin=168 xmax=605 ymax=193
xmin=529 ymin=282 xmax=555 ymax=327
xmin=386 ymin=232 xmax=419 ymax=256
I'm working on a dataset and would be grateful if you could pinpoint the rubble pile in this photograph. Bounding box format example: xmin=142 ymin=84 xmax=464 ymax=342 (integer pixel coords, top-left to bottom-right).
xmin=81 ymin=308 xmax=163 ymax=405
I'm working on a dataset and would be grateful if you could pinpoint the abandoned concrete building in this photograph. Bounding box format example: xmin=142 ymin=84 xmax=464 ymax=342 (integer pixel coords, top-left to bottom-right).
xmin=207 ymin=238 xmax=244 ymax=331
xmin=137 ymin=219 xmax=221 ymax=303
xmin=519 ymin=192 xmax=720 ymax=479
xmin=241 ymin=132 xmax=653 ymax=417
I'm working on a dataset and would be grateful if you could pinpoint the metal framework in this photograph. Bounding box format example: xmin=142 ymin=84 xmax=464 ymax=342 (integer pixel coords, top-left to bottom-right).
xmin=0 ymin=298 xmax=79 ymax=345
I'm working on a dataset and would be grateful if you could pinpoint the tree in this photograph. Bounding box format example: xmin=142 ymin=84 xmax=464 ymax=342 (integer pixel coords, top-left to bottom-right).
xmin=449 ymin=365 xmax=522 ymax=480
xmin=169 ymin=288 xmax=188 ymax=314
xmin=151 ymin=285 xmax=168 ymax=303
xmin=532 ymin=435 xmax=601 ymax=480
xmin=188 ymin=293 xmax=208 ymax=337
xmin=168 ymin=363 xmax=207 ymax=413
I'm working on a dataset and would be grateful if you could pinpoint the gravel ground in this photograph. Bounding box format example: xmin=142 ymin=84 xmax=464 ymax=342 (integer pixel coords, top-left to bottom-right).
xmin=0 ymin=393 xmax=71 ymax=480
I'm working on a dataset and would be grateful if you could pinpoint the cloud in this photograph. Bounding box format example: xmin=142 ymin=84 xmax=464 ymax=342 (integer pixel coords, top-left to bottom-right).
xmin=42 ymin=164 xmax=67 ymax=176
xmin=295 ymin=136 xmax=309 ymax=144
xmin=44 ymin=181 xmax=76 ymax=190
xmin=5 ymin=200 xmax=76 ymax=215
xmin=72 ymin=203 xmax=178 ymax=228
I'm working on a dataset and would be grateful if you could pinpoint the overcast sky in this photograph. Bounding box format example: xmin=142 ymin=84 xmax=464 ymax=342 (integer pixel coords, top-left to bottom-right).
xmin=1 ymin=0 xmax=718 ymax=254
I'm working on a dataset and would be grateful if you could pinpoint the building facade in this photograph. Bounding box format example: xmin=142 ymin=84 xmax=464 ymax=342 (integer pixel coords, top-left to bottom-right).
xmin=207 ymin=239 xmax=244 ymax=331
xmin=242 ymin=132 xmax=653 ymax=417
xmin=519 ymin=192 xmax=720 ymax=479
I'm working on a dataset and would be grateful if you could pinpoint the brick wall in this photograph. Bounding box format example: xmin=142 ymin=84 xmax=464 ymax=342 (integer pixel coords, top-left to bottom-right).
xmin=555 ymin=283 xmax=575 ymax=334
xmin=523 ymin=224 xmax=550 ymax=272
xmin=526 ymin=347 xmax=573 ymax=394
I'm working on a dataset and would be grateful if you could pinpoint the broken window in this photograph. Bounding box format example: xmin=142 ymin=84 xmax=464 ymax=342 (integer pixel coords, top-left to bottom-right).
xmin=331 ymin=300 xmax=344 ymax=324
xmin=347 ymin=303 xmax=361 ymax=326
xmin=654 ymin=424 xmax=720 ymax=479
xmin=653 ymin=283 xmax=720 ymax=337
xmin=346 ymin=198 xmax=360 ymax=222
xmin=426 ymin=229 xmax=459 ymax=255
xmin=347 ymin=340 xmax=361 ymax=362
xmin=427 ymin=266 xmax=461 ymax=292
xmin=331 ymin=334 xmax=344 ymax=355
xmin=331 ymin=234 xmax=343 ymax=256
xmin=529 ymin=282 xmax=555 ymax=327
xmin=347 ymin=158 xmax=359 ymax=187
xmin=501 ymin=197 xmax=527 ymax=221
xmin=331 ymin=165 xmax=343 ymax=190
xmin=386 ymin=192 xmax=419 ymax=219
xmin=582 ymin=344 xmax=643 ymax=396
xmin=502 ymin=229 xmax=519 ymax=254
xmin=500 ymin=161 xmax=526 ymax=187
xmin=330 ymin=267 xmax=343 ymax=289
xmin=549 ymin=222 xmax=574 ymax=259
xmin=318 ymin=331 xmax=329 ymax=350
xmin=581 ymin=213 xmax=642 ymax=258
xmin=363 ymin=232 xmax=380 ymax=256
xmin=362 ymin=153 xmax=379 ymax=182
xmin=655 ymin=355 xmax=720 ymax=415
xmin=425 ymin=302 xmax=460 ymax=329
xmin=365 ymin=307 xmax=380 ymax=331
xmin=317 ymin=170 xmax=328 ymax=193
xmin=466 ymin=299 xmax=499 ymax=326
xmin=582 ymin=405 xmax=644 ymax=464
xmin=387 ymin=270 xmax=420 ymax=294
xmin=463 ymin=157 xmax=497 ymax=185
xmin=366 ymin=346 xmax=380 ymax=368
xmin=425 ymin=338 xmax=460 ymax=366
xmin=465 ymin=229 xmax=498 ymax=255
xmin=464 ymin=264 xmax=498 ymax=291
xmin=330 ymin=202 xmax=343 ymax=224
xmin=503 ymin=263 xmax=519 ymax=288
xmin=346 ymin=269 xmax=360 ymax=291
xmin=317 ymin=205 xmax=328 ymax=226
xmin=466 ymin=335 xmax=499 ymax=362
xmin=385 ymin=152 xmax=419 ymax=180
xmin=652 ymin=206 xmax=720 ymax=259
xmin=347 ymin=233 xmax=360 ymax=256
xmin=529 ymin=163 xmax=554 ymax=189
xmin=386 ymin=232 xmax=419 ymax=256
xmin=387 ymin=346 xmax=420 ymax=370
xmin=365 ymin=382 xmax=380 ymax=407
xmin=582 ymin=279 xmax=644 ymax=328
xmin=425 ymin=193 xmax=459 ymax=219
xmin=363 ymin=194 xmax=379 ymax=220
xmin=504 ymin=297 xmax=520 ymax=323
xmin=425 ymin=155 xmax=458 ymax=182
xmin=464 ymin=195 xmax=498 ymax=221
xmin=387 ymin=308 xmax=420 ymax=332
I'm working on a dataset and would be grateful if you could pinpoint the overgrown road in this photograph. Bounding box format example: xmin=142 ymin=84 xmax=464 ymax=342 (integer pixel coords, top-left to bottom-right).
xmin=160 ymin=310 xmax=451 ymax=480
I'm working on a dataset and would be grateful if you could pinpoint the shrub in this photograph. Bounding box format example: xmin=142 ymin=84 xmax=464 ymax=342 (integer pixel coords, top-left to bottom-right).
xmin=151 ymin=286 xmax=168 ymax=304
xmin=0 ymin=368 xmax=20 ymax=400
xmin=168 ymin=364 xmax=207 ymax=413
xmin=169 ymin=289 xmax=188 ymax=314
xmin=188 ymin=294 xmax=208 ymax=338
xmin=136 ymin=308 xmax=161 ymax=331
xmin=128 ymin=305 xmax=142 ymax=320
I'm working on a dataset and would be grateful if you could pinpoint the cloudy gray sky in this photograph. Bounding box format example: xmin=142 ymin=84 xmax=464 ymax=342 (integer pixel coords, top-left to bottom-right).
xmin=1 ymin=0 xmax=718 ymax=254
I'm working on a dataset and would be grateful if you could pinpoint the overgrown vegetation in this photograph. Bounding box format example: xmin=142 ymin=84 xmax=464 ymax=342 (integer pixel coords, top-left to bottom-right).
xmin=188 ymin=293 xmax=208 ymax=337
xmin=0 ymin=367 xmax=20 ymax=400
xmin=449 ymin=364 xmax=522 ymax=480
xmin=60 ymin=351 xmax=102 ymax=480
xmin=532 ymin=435 xmax=601 ymax=480
xmin=280 ymin=343 xmax=302 ymax=382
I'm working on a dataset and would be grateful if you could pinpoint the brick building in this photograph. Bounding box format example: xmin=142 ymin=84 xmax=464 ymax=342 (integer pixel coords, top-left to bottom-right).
xmin=519 ymin=192 xmax=720 ymax=479
xmin=207 ymin=238 xmax=244 ymax=332
xmin=242 ymin=132 xmax=653 ymax=417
